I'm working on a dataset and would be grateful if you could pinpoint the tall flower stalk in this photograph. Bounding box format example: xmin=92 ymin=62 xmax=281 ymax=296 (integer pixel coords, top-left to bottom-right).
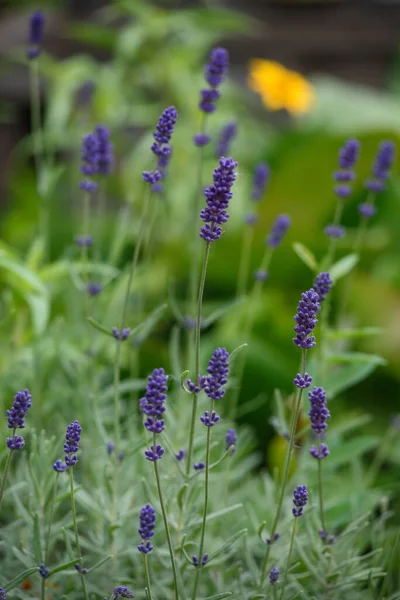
xmin=231 ymin=214 xmax=291 ymax=419
xmin=186 ymin=156 xmax=238 ymax=474
xmin=0 ymin=390 xmax=32 ymax=510
xmin=191 ymin=348 xmax=229 ymax=600
xmin=55 ymin=421 xmax=88 ymax=600
xmin=278 ymin=486 xmax=308 ymax=600
xmin=140 ymin=369 xmax=179 ymax=599
xmin=259 ymin=289 xmax=320 ymax=589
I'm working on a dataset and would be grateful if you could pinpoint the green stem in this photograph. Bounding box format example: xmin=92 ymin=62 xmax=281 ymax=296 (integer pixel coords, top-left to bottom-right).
xmin=0 ymin=448 xmax=14 ymax=511
xmin=41 ymin=578 xmax=45 ymax=600
xmin=186 ymin=242 xmax=211 ymax=476
xmin=81 ymin=191 xmax=91 ymax=314
xmin=69 ymin=468 xmax=88 ymax=600
xmin=236 ymin=225 xmax=255 ymax=298
xmin=230 ymin=246 xmax=273 ymax=420
xmin=153 ymin=444 xmax=179 ymax=600
xmin=258 ymin=349 xmax=307 ymax=590
xmin=188 ymin=113 xmax=207 ymax=372
xmin=44 ymin=472 xmax=60 ymax=562
xmin=326 ymin=197 xmax=344 ymax=268
xmin=191 ymin=399 xmax=214 ymax=600
xmin=143 ymin=553 xmax=153 ymax=600
xmin=317 ymin=440 xmax=327 ymax=536
xmin=278 ymin=517 xmax=298 ymax=600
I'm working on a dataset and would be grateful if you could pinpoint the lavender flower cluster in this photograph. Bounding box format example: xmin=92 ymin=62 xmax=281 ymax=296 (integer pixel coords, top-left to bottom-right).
xmin=200 ymin=157 xmax=238 ymax=242
xmin=143 ymin=106 xmax=178 ymax=188
xmin=6 ymin=389 xmax=32 ymax=450
xmin=53 ymin=421 xmax=82 ymax=471
xmin=80 ymin=125 xmax=114 ymax=191
xmin=140 ymin=368 xmax=168 ymax=461
xmin=138 ymin=504 xmax=156 ymax=554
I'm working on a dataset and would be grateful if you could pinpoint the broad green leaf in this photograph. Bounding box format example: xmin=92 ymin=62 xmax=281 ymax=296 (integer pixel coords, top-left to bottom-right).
xmin=48 ymin=557 xmax=81 ymax=577
xmin=26 ymin=236 xmax=46 ymax=271
xmin=27 ymin=292 xmax=50 ymax=336
xmin=292 ymin=242 xmax=318 ymax=272
xmin=330 ymin=253 xmax=359 ymax=282
xmin=0 ymin=252 xmax=46 ymax=294
xmin=327 ymin=327 xmax=382 ymax=340
xmin=4 ymin=567 xmax=39 ymax=591
xmin=208 ymin=529 xmax=247 ymax=563
xmin=324 ymin=363 xmax=379 ymax=397
xmin=327 ymin=352 xmax=386 ymax=366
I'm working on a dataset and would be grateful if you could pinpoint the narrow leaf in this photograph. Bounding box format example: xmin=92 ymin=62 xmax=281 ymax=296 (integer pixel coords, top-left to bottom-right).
xmin=48 ymin=557 xmax=81 ymax=577
xmin=87 ymin=555 xmax=113 ymax=574
xmin=327 ymin=352 xmax=386 ymax=366
xmin=207 ymin=529 xmax=247 ymax=563
xmin=205 ymin=594 xmax=233 ymax=600
xmin=87 ymin=317 xmax=114 ymax=337
xmin=4 ymin=567 xmax=39 ymax=591
xmin=177 ymin=484 xmax=188 ymax=511
xmin=131 ymin=303 xmax=168 ymax=341
xmin=330 ymin=253 xmax=358 ymax=282
xmin=203 ymin=296 xmax=245 ymax=328
xmin=292 ymin=242 xmax=318 ymax=272
xmin=327 ymin=327 xmax=382 ymax=340
xmin=257 ymin=521 xmax=266 ymax=542
xmin=229 ymin=343 xmax=248 ymax=364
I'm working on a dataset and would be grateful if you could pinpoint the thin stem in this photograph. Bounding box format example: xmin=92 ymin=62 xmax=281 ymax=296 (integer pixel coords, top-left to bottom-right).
xmin=44 ymin=472 xmax=60 ymax=562
xmin=188 ymin=113 xmax=207 ymax=372
xmin=317 ymin=441 xmax=327 ymax=536
xmin=81 ymin=191 xmax=91 ymax=314
xmin=278 ymin=518 xmax=298 ymax=600
xmin=41 ymin=578 xmax=45 ymax=600
xmin=191 ymin=399 xmax=214 ymax=600
xmin=326 ymin=197 xmax=344 ymax=268
xmin=143 ymin=553 xmax=153 ymax=600
xmin=186 ymin=242 xmax=211 ymax=476
xmin=153 ymin=449 xmax=179 ymax=600
xmin=258 ymin=349 xmax=307 ymax=590
xmin=0 ymin=448 xmax=14 ymax=511
xmin=230 ymin=246 xmax=273 ymax=419
xmin=69 ymin=468 xmax=88 ymax=600
xmin=236 ymin=226 xmax=254 ymax=298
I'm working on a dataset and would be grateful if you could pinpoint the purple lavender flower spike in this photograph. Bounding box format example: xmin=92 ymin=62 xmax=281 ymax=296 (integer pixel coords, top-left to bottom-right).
xmin=254 ymin=269 xmax=268 ymax=282
xmin=80 ymin=132 xmax=99 ymax=191
xmin=95 ymin=125 xmax=114 ymax=175
xmin=200 ymin=410 xmax=220 ymax=427
xmin=333 ymin=138 xmax=360 ymax=199
xmin=266 ymin=214 xmax=291 ymax=248
xmin=293 ymin=372 xmax=312 ymax=389
xmin=138 ymin=504 xmax=155 ymax=554
xmin=143 ymin=170 xmax=162 ymax=184
xmin=53 ymin=459 xmax=67 ymax=472
xmin=310 ymin=444 xmax=329 ymax=460
xmin=27 ymin=11 xmax=45 ymax=59
xmin=225 ymin=428 xmax=237 ymax=455
xmin=112 ymin=328 xmax=131 ymax=341
xmin=293 ymin=289 xmax=320 ymax=349
xmin=200 ymin=157 xmax=238 ymax=242
xmin=76 ymin=80 xmax=95 ymax=108
xmin=313 ymin=272 xmax=332 ymax=303
xmin=63 ymin=420 xmax=82 ymax=467
xmin=194 ymin=462 xmax=205 ymax=470
xmin=216 ymin=122 xmax=237 ymax=157
xmin=7 ymin=389 xmax=32 ymax=430
xmin=252 ymin=162 xmax=270 ymax=201
xmin=141 ymin=368 xmax=167 ymax=442
xmin=0 ymin=588 xmax=6 ymax=600
xmin=364 ymin=141 xmax=395 ymax=195
xmin=192 ymin=555 xmax=199 ymax=568
xmin=269 ymin=567 xmax=280 ymax=585
xmin=205 ymin=47 xmax=229 ymax=87
xmin=114 ymin=586 xmax=134 ymax=599
xmin=176 ymin=449 xmax=185 ymax=461
xmin=144 ymin=107 xmax=178 ymax=185
xmin=144 ymin=444 xmax=165 ymax=461
xmin=266 ymin=532 xmax=280 ymax=545
xmin=193 ymin=133 xmax=211 ymax=147
xmin=325 ymin=224 xmax=345 ymax=238
xmin=202 ymin=347 xmax=229 ymax=400
xmin=75 ymin=235 xmax=92 ymax=248
xmin=308 ymin=386 xmax=330 ymax=434
xmin=292 ymin=484 xmax=308 ymax=517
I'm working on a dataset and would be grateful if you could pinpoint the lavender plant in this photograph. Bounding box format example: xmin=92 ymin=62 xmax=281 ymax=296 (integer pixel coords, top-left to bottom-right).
xmin=0 ymin=7 xmax=399 ymax=600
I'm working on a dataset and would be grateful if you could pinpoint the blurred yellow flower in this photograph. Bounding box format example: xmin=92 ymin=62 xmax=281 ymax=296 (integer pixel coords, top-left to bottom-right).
xmin=248 ymin=59 xmax=315 ymax=115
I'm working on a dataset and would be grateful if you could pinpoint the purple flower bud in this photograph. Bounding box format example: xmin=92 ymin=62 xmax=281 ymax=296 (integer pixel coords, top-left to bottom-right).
xmin=87 ymin=282 xmax=102 ymax=296
xmin=252 ymin=162 xmax=270 ymax=201
xmin=225 ymin=428 xmax=237 ymax=455
xmin=266 ymin=214 xmax=291 ymax=248
xmin=27 ymin=12 xmax=45 ymax=59
xmin=202 ymin=553 xmax=208 ymax=566
xmin=254 ymin=269 xmax=268 ymax=282
xmin=176 ymin=449 xmax=185 ymax=461
xmin=365 ymin=179 xmax=385 ymax=194
xmin=144 ymin=444 xmax=165 ymax=461
xmin=75 ymin=235 xmax=93 ymax=248
xmin=138 ymin=504 xmax=156 ymax=553
xmin=194 ymin=462 xmax=205 ymax=470
xmin=308 ymin=387 xmax=330 ymax=434
xmin=7 ymin=435 xmax=25 ymax=450
xmin=372 ymin=141 xmax=395 ymax=180
xmin=244 ymin=212 xmax=258 ymax=226
xmin=201 ymin=347 xmax=229 ymax=400
xmin=39 ymin=564 xmax=49 ymax=579
xmin=334 ymin=185 xmax=351 ymax=198
xmin=324 ymin=225 xmax=345 ymax=239
xmin=310 ymin=444 xmax=329 ymax=460
xmin=7 ymin=389 xmax=32 ymax=430
xmin=292 ymin=484 xmax=308 ymax=517
xmin=338 ymin=138 xmax=360 ymax=169
xmin=193 ymin=133 xmax=211 ymax=147
xmin=192 ymin=555 xmax=199 ymax=568
xmin=293 ymin=372 xmax=312 ymax=389
xmin=200 ymin=410 xmax=220 ymax=427
xmin=216 ymin=122 xmax=237 ymax=157
xmin=205 ymin=47 xmax=229 ymax=88
xmin=63 ymin=420 xmax=82 ymax=467
xmin=112 ymin=328 xmax=131 ymax=341
xmin=269 ymin=567 xmax=280 ymax=585
xmin=0 ymin=587 xmax=6 ymax=600
xmin=143 ymin=170 xmax=162 ymax=184
xmin=114 ymin=586 xmax=134 ymax=599
xmin=200 ymin=157 xmax=238 ymax=243
xmin=95 ymin=125 xmax=114 ymax=176
xmin=53 ymin=459 xmax=67 ymax=472
xmin=139 ymin=368 xmax=168 ymax=440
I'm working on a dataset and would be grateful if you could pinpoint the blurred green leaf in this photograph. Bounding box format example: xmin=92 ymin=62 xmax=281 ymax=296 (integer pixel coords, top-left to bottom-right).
xmin=327 ymin=327 xmax=382 ymax=341
xmin=292 ymin=242 xmax=318 ymax=272
xmin=328 ymin=352 xmax=386 ymax=366
xmin=324 ymin=363 xmax=380 ymax=397
xmin=330 ymin=254 xmax=359 ymax=282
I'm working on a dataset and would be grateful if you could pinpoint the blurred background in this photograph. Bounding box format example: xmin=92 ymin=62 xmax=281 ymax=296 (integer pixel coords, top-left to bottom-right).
xmin=0 ymin=0 xmax=400 ymax=462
